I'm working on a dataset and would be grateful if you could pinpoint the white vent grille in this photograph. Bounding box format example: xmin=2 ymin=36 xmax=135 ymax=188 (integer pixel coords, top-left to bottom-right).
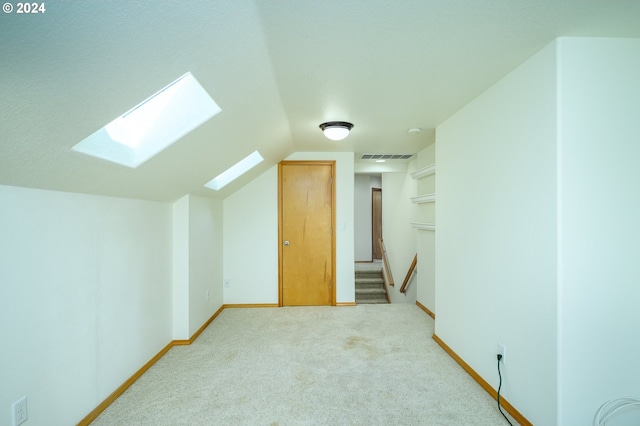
xmin=361 ymin=153 xmax=415 ymax=160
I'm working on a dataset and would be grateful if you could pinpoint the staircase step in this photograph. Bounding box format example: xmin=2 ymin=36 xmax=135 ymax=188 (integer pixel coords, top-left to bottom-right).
xmin=355 ymin=290 xmax=388 ymax=304
xmin=355 ymin=288 xmax=387 ymax=297
xmin=356 ymin=277 xmax=384 ymax=285
xmin=355 ymin=287 xmax=387 ymax=293
xmin=354 ymin=263 xmax=387 ymax=304
xmin=355 ymin=284 xmax=384 ymax=291
xmin=356 ymin=298 xmax=389 ymax=304
xmin=355 ymin=270 xmax=383 ymax=278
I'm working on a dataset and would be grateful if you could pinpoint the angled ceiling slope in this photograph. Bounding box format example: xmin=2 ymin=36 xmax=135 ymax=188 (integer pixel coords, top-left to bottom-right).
xmin=72 ymin=73 xmax=221 ymax=168
xmin=1 ymin=1 xmax=640 ymax=201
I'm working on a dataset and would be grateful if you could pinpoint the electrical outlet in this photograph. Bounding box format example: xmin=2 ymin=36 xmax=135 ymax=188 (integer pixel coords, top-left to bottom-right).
xmin=224 ymin=279 xmax=230 ymax=288
xmin=12 ymin=395 xmax=27 ymax=426
xmin=498 ymin=343 xmax=506 ymax=364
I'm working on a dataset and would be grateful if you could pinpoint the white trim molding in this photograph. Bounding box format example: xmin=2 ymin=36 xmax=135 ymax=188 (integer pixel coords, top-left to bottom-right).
xmin=411 ymin=222 xmax=436 ymax=231
xmin=410 ymin=163 xmax=436 ymax=179
xmin=411 ymin=193 xmax=436 ymax=204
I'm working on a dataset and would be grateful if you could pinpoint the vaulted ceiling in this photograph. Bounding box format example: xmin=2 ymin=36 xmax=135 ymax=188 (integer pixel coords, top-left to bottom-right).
xmin=2 ymin=0 xmax=640 ymax=201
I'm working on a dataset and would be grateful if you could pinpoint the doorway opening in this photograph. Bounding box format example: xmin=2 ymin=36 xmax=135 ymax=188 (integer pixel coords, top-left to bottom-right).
xmin=354 ymin=174 xmax=382 ymax=263
xmin=372 ymin=188 xmax=382 ymax=260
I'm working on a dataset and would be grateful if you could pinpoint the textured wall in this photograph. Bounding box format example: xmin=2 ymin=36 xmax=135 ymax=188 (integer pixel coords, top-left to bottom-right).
xmin=557 ymin=37 xmax=640 ymax=426
xmin=435 ymin=42 xmax=558 ymax=425
xmin=0 ymin=185 xmax=173 ymax=425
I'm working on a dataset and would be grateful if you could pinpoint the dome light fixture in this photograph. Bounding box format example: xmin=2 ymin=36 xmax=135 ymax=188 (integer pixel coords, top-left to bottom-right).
xmin=319 ymin=121 xmax=354 ymax=141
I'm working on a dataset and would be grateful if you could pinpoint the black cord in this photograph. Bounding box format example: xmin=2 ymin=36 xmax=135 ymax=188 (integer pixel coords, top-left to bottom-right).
xmin=497 ymin=355 xmax=514 ymax=426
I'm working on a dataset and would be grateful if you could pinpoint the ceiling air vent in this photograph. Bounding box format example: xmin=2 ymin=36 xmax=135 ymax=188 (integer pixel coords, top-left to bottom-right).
xmin=361 ymin=153 xmax=415 ymax=160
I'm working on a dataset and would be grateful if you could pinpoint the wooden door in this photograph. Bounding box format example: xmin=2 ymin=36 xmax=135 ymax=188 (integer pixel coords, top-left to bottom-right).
xmin=278 ymin=161 xmax=335 ymax=306
xmin=372 ymin=188 xmax=382 ymax=259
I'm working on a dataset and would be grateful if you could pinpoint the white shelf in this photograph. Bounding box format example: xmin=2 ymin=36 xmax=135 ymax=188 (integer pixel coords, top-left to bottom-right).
xmin=410 ymin=163 xmax=435 ymax=179
xmin=411 ymin=193 xmax=435 ymax=204
xmin=410 ymin=222 xmax=436 ymax=231
xmin=410 ymin=163 xmax=435 ymax=231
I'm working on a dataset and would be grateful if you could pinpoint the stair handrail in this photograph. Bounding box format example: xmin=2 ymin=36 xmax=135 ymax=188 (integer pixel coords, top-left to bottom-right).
xmin=399 ymin=254 xmax=417 ymax=294
xmin=378 ymin=256 xmax=392 ymax=304
xmin=378 ymin=238 xmax=394 ymax=287
xmin=380 ymin=269 xmax=391 ymax=304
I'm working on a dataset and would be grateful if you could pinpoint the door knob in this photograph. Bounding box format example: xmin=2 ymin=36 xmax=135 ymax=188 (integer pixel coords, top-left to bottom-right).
xmin=283 ymin=240 xmax=290 ymax=246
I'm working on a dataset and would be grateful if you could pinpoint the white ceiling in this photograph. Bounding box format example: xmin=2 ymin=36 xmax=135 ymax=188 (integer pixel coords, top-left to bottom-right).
xmin=2 ymin=0 xmax=640 ymax=202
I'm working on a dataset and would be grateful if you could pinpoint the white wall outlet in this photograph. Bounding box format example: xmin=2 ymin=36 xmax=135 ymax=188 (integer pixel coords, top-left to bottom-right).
xmin=498 ymin=343 xmax=506 ymax=364
xmin=12 ymin=395 xmax=27 ymax=426
xmin=224 ymin=279 xmax=230 ymax=288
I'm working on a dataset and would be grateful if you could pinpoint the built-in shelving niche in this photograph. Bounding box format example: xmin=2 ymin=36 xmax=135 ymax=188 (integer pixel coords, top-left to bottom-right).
xmin=410 ymin=222 xmax=436 ymax=231
xmin=411 ymin=162 xmax=436 ymax=231
xmin=411 ymin=193 xmax=435 ymax=204
xmin=410 ymin=163 xmax=435 ymax=179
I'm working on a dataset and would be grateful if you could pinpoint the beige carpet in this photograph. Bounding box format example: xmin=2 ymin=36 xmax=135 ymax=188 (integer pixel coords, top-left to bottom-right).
xmin=92 ymin=304 xmax=517 ymax=425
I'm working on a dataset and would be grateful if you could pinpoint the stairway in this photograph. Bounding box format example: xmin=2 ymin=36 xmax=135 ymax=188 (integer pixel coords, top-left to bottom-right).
xmin=355 ymin=262 xmax=388 ymax=304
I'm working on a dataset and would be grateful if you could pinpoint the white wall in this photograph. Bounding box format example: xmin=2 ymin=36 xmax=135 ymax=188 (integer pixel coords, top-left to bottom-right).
xmin=435 ymin=42 xmax=558 ymax=425
xmin=173 ymin=194 xmax=223 ymax=338
xmin=354 ymin=174 xmax=373 ymax=261
xmin=223 ymin=167 xmax=279 ymax=304
xmin=557 ymin=38 xmax=640 ymax=426
xmin=415 ymin=144 xmax=436 ymax=313
xmin=370 ymin=176 xmax=382 ymax=192
xmin=435 ymin=37 xmax=640 ymax=425
xmin=381 ymin=167 xmax=418 ymax=304
xmin=223 ymin=152 xmax=355 ymax=304
xmin=187 ymin=195 xmax=223 ymax=336
xmin=173 ymin=196 xmax=190 ymax=338
xmin=0 ymin=185 xmax=173 ymax=426
xmin=354 ymin=174 xmax=381 ymax=262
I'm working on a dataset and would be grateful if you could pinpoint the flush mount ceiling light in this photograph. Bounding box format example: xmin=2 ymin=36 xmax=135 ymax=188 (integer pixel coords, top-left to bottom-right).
xmin=319 ymin=121 xmax=354 ymax=141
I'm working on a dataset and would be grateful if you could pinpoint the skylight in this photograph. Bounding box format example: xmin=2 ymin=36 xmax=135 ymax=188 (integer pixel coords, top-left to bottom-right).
xmin=72 ymin=72 xmax=221 ymax=168
xmin=205 ymin=151 xmax=264 ymax=191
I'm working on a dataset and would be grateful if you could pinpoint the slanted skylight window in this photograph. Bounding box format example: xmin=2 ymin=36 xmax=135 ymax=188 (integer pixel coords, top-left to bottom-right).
xmin=205 ymin=151 xmax=264 ymax=191
xmin=72 ymin=72 xmax=221 ymax=168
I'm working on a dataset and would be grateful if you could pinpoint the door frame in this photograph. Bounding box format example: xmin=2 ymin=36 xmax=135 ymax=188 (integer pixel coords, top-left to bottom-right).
xmin=277 ymin=160 xmax=336 ymax=306
xmin=371 ymin=187 xmax=382 ymax=260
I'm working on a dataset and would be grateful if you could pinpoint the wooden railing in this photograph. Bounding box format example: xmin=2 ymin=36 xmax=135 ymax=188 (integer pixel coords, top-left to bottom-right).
xmin=378 ymin=238 xmax=394 ymax=287
xmin=380 ymin=268 xmax=391 ymax=304
xmin=399 ymin=254 xmax=417 ymax=294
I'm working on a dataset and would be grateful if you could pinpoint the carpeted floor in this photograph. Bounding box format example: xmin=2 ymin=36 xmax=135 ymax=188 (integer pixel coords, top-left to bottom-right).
xmin=91 ymin=304 xmax=517 ymax=425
